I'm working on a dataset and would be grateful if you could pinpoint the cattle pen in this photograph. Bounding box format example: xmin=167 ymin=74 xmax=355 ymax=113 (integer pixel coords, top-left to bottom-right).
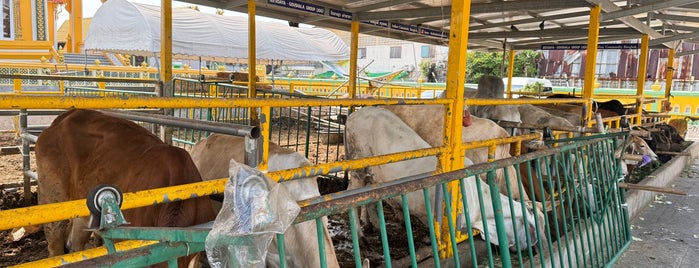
xmin=3 ymin=0 xmax=699 ymax=268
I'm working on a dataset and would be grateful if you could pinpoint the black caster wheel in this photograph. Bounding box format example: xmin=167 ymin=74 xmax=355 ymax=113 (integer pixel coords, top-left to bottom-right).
xmin=86 ymin=184 xmax=123 ymax=216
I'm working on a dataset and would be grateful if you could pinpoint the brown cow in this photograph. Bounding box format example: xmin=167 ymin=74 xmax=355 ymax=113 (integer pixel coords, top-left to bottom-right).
xmin=36 ymin=109 xmax=215 ymax=267
xmin=190 ymin=133 xmax=340 ymax=268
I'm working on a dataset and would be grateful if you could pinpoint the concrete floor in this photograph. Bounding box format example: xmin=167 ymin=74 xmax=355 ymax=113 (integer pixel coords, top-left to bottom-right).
xmin=614 ymin=157 xmax=699 ymax=268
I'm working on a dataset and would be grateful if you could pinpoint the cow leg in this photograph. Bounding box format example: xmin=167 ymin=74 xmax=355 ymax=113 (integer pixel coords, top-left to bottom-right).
xmin=67 ymin=217 xmax=92 ymax=252
xmin=43 ymin=220 xmax=70 ymax=255
xmin=38 ymin=171 xmax=70 ymax=256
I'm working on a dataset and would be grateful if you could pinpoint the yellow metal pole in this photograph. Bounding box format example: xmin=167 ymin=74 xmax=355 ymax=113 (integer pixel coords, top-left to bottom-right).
xmin=14 ymin=240 xmax=158 ymax=268
xmin=248 ymin=0 xmax=259 ymax=125
xmin=637 ymin=34 xmax=649 ymax=123
xmin=349 ymin=21 xmax=359 ymax=99
xmin=507 ymin=49 xmax=515 ymax=99
xmin=160 ymin=0 xmax=173 ymax=88
xmin=441 ymin=0 xmax=471 ymax=258
xmin=583 ymin=6 xmax=601 ymax=127
xmin=160 ymin=0 xmax=174 ymax=144
xmin=664 ymin=48 xmax=675 ymax=111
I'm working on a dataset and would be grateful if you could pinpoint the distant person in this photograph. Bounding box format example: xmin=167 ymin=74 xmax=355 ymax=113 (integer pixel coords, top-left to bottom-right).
xmin=427 ymin=63 xmax=437 ymax=82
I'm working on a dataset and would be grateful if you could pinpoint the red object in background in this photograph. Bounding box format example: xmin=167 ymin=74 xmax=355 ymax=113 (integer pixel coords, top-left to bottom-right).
xmin=463 ymin=109 xmax=472 ymax=127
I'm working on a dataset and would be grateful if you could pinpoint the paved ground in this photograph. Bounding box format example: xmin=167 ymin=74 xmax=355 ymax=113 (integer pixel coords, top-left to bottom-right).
xmin=614 ymin=157 xmax=699 ymax=267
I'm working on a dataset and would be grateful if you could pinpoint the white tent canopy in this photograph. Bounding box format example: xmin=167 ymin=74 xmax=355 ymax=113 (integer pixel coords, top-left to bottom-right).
xmin=84 ymin=0 xmax=349 ymax=61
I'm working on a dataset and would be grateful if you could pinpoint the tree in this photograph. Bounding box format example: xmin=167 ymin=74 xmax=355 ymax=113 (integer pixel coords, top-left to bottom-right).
xmin=464 ymin=50 xmax=544 ymax=83
xmin=465 ymin=51 xmax=503 ymax=83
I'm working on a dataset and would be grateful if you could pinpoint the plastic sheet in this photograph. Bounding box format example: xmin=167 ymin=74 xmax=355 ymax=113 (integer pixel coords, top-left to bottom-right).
xmin=206 ymin=160 xmax=300 ymax=268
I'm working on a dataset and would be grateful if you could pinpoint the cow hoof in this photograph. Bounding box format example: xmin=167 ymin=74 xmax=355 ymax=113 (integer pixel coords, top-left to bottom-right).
xmin=86 ymin=184 xmax=123 ymax=215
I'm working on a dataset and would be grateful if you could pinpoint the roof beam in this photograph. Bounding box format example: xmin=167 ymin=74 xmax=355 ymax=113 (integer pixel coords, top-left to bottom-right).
xmin=676 ymin=49 xmax=699 ymax=57
xmin=630 ymin=0 xmax=699 ymax=9
xmin=667 ymin=24 xmax=699 ymax=33
xmin=586 ymin=0 xmax=665 ymax=40
xmin=649 ymin=31 xmax=699 ymax=46
xmin=224 ymin=0 xmax=248 ymax=9
xmin=347 ymin=0 xmax=420 ymax=13
xmin=357 ymin=6 xmax=447 ymax=21
xmin=468 ymin=28 xmax=639 ymax=39
xmin=469 ymin=11 xmax=590 ymax=31
xmin=653 ymin=13 xmax=699 ymax=23
xmin=357 ymin=0 xmax=589 ymax=21
xmin=600 ymin=0 xmax=697 ymax=21
xmin=470 ymin=0 xmax=590 ymax=14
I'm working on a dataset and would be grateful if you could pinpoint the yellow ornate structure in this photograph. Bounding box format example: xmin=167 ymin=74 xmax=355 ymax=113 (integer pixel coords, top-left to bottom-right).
xmin=0 ymin=0 xmax=70 ymax=60
xmin=0 ymin=0 xmax=87 ymax=60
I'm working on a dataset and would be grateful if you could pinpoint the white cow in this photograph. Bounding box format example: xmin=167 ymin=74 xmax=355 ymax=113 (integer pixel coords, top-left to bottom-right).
xmin=382 ymin=104 xmax=528 ymax=201
xmin=190 ymin=134 xmax=340 ymax=268
xmin=345 ymin=106 xmax=544 ymax=250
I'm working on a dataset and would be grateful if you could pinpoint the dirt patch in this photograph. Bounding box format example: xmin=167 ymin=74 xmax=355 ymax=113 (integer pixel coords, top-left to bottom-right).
xmin=0 ymin=189 xmax=46 ymax=267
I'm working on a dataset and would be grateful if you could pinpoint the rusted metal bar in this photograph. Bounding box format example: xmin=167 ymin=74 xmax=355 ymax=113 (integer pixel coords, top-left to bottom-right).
xmin=100 ymin=110 xmax=261 ymax=139
xmin=654 ymin=151 xmax=692 ymax=156
xmin=497 ymin=120 xmax=598 ymax=133
xmin=618 ymin=183 xmax=687 ymax=195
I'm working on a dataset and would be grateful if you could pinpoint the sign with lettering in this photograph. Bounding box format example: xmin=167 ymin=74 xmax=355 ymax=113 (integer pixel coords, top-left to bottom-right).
xmin=390 ymin=22 xmax=418 ymax=33
xmin=268 ymin=0 xmax=325 ymax=15
xmin=329 ymin=8 xmax=352 ymax=20
xmin=362 ymin=20 xmax=389 ymax=28
xmin=419 ymin=28 xmax=448 ymax=39
xmin=541 ymin=43 xmax=640 ymax=50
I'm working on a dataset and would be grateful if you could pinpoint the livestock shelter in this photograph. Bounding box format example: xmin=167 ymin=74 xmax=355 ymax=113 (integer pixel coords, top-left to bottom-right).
xmin=2 ymin=0 xmax=699 ymax=267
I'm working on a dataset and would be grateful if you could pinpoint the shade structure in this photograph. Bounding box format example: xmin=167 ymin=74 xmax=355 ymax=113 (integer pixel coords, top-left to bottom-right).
xmin=84 ymin=0 xmax=349 ymax=61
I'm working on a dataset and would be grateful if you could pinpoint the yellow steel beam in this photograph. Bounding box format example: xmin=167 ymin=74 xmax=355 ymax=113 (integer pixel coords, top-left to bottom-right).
xmin=13 ymin=240 xmax=158 ymax=268
xmin=462 ymin=133 xmax=539 ymax=151
xmin=583 ymin=6 xmax=601 ymax=127
xmin=637 ymin=34 xmax=650 ymax=122
xmin=506 ymin=49 xmax=515 ymax=99
xmin=443 ymin=0 xmax=470 ymax=172
xmin=0 ymin=95 xmax=450 ymax=110
xmin=0 ymin=178 xmax=224 ymax=231
xmin=160 ymin=0 xmax=173 ymax=89
xmin=442 ymin=0 xmax=471 ymax=256
xmin=349 ymin=21 xmax=359 ymax=99
xmin=665 ymin=48 xmax=675 ymax=106
xmin=466 ymin=98 xmax=586 ymax=105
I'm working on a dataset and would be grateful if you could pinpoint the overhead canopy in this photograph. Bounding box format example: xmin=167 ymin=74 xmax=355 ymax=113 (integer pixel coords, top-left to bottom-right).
xmin=84 ymin=0 xmax=349 ymax=61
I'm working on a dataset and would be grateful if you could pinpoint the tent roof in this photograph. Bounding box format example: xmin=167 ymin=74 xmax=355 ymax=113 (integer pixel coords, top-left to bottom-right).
xmin=84 ymin=0 xmax=349 ymax=61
